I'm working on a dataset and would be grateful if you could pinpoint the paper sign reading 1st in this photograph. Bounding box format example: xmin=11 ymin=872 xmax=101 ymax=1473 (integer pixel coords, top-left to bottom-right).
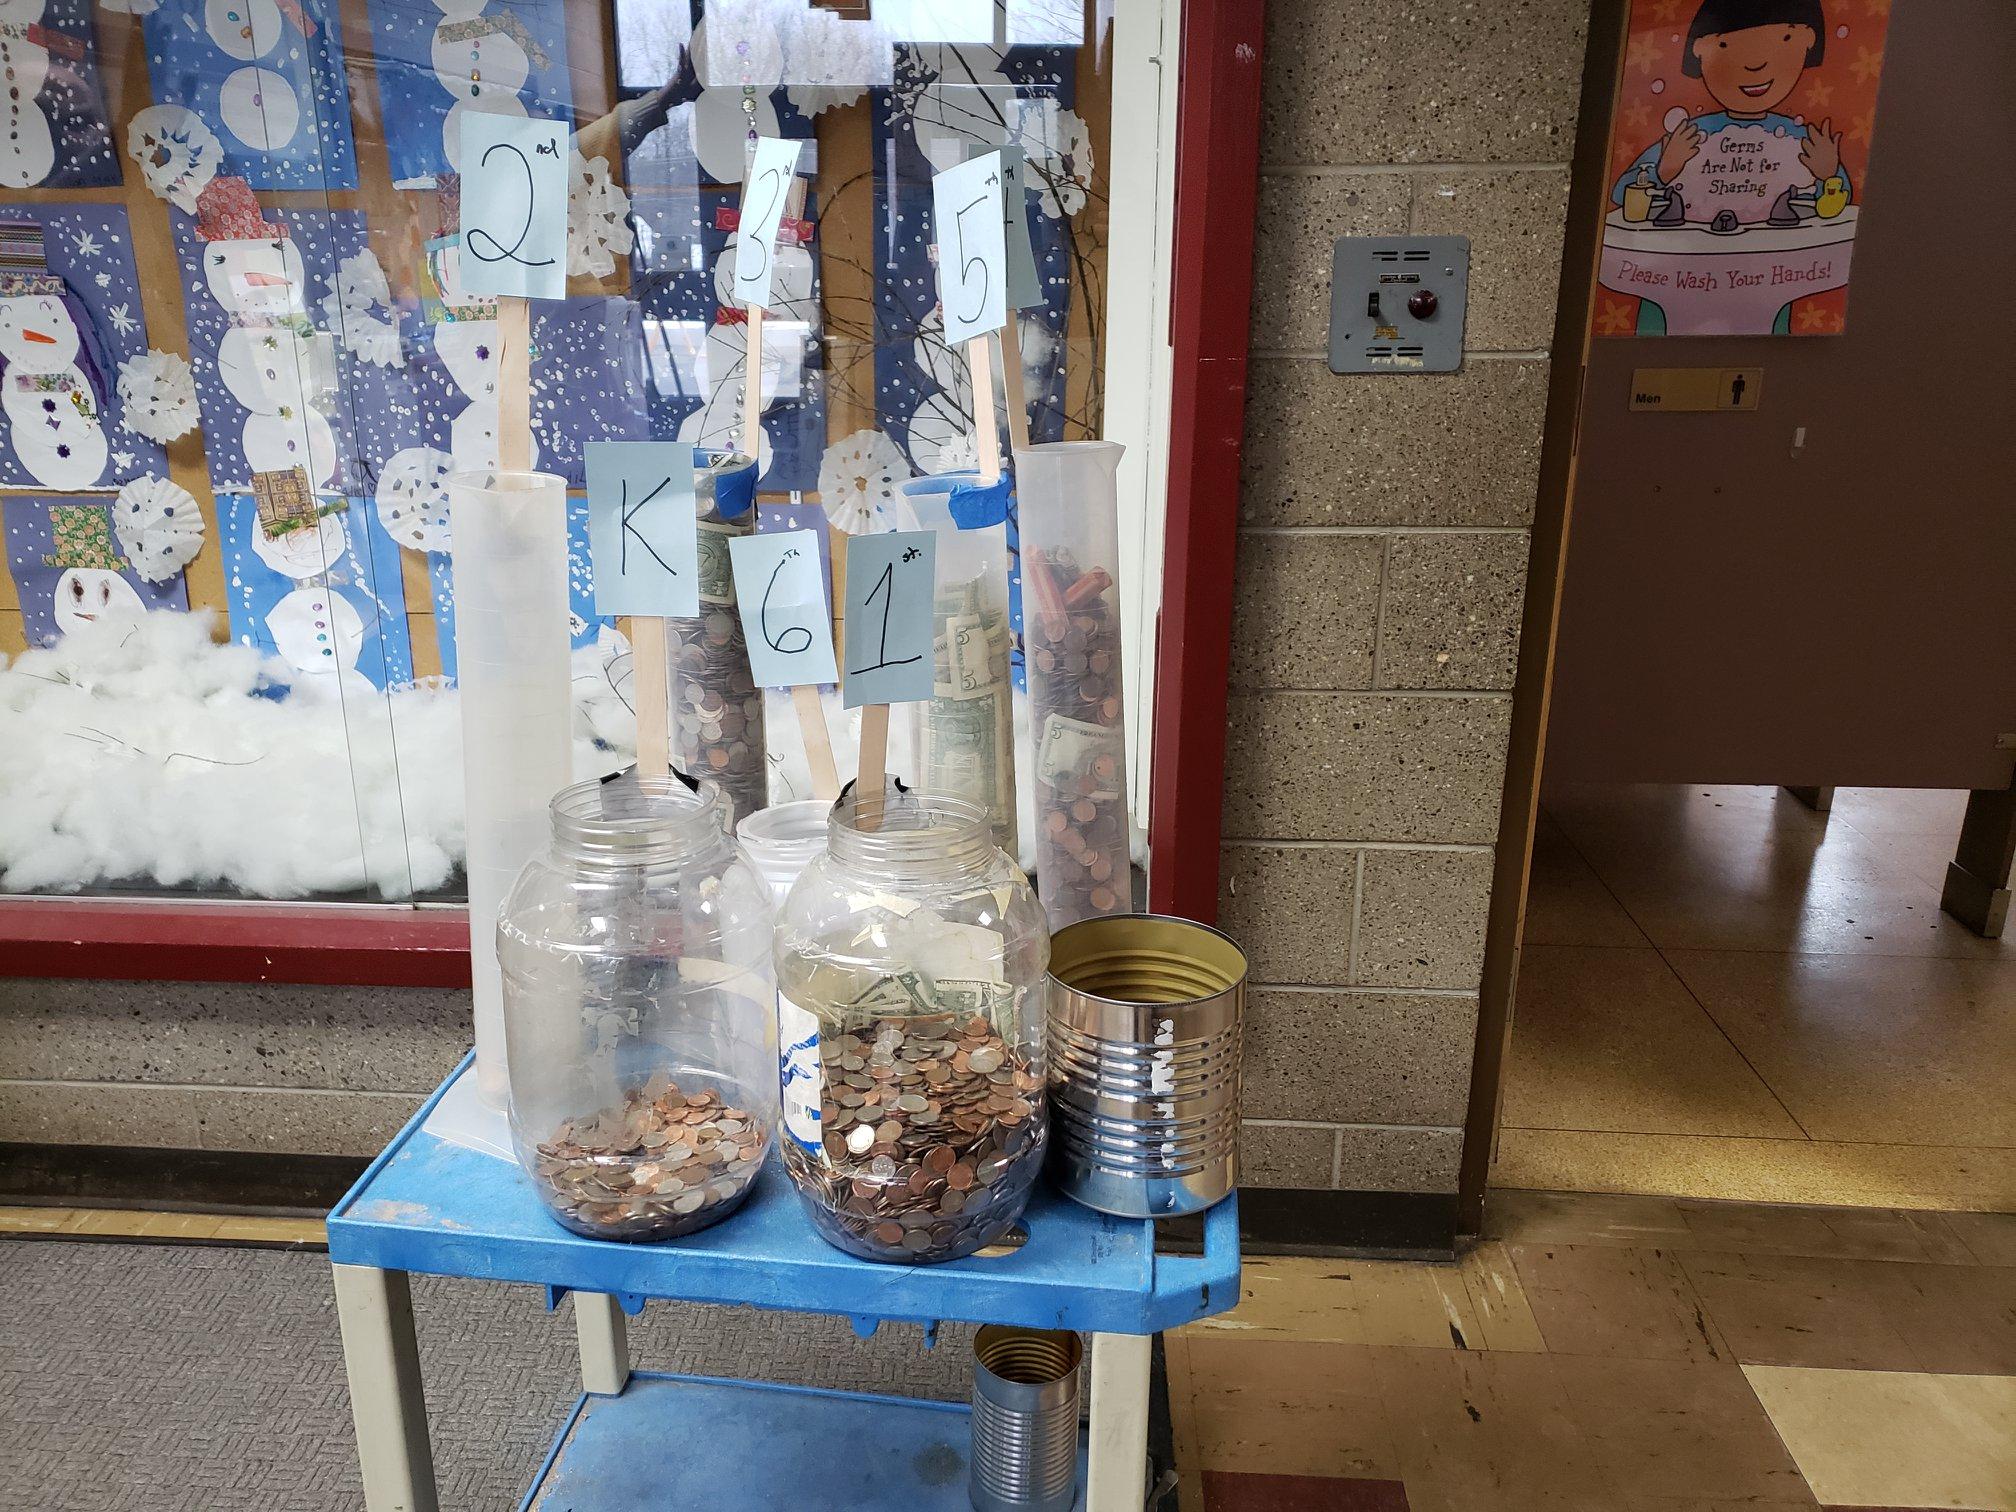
xmin=584 ymin=442 xmax=699 ymax=617
xmin=932 ymin=153 xmax=1007 ymax=347
xmin=728 ymin=529 xmax=837 ymax=688
xmin=458 ymin=114 xmax=569 ymax=301
xmin=731 ymin=137 xmax=805 ymax=312
xmin=840 ymin=529 xmax=936 ymax=709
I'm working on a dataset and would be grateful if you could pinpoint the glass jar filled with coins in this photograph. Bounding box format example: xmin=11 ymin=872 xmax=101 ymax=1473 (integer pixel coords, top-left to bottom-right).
xmin=500 ymin=772 xmax=778 ymax=1242
xmin=774 ymin=787 xmax=1050 ymax=1263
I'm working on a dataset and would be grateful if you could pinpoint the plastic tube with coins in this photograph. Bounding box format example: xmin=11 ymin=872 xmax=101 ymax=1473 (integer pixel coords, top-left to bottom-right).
xmin=1012 ymin=440 xmax=1131 ymax=930
xmin=666 ymin=449 xmax=765 ymax=823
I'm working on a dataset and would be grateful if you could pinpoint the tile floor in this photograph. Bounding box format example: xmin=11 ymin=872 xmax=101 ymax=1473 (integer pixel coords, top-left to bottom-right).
xmin=1171 ymin=1189 xmax=2016 ymax=1512
xmin=1496 ymin=784 xmax=2016 ymax=1210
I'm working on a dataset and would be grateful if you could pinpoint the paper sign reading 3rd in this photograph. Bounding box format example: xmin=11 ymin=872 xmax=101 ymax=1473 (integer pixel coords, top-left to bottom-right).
xmin=932 ymin=153 xmax=1007 ymax=346
xmin=731 ymin=137 xmax=805 ymax=312
xmin=584 ymin=442 xmax=699 ymax=617
xmin=458 ymin=113 xmax=569 ymax=301
xmin=728 ymin=529 xmax=837 ymax=689
xmin=840 ymin=529 xmax=936 ymax=708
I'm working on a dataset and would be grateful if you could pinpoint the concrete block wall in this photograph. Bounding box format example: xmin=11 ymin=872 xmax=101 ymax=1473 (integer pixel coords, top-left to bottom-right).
xmin=1227 ymin=0 xmax=1589 ymax=1191
xmin=0 ymin=978 xmax=465 ymax=1156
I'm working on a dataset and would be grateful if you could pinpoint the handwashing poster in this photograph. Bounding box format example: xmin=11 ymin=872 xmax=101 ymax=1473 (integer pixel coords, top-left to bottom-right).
xmin=1597 ymin=0 xmax=1891 ymax=336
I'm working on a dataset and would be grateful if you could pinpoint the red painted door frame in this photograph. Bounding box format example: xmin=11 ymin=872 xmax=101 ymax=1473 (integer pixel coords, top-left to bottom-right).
xmin=0 ymin=0 xmax=1269 ymax=983
xmin=1147 ymin=0 xmax=1268 ymax=922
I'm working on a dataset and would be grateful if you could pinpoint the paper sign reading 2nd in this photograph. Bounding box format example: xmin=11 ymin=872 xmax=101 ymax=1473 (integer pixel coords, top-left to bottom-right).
xmin=840 ymin=529 xmax=936 ymax=709
xmin=458 ymin=114 xmax=569 ymax=301
xmin=931 ymin=153 xmax=1008 ymax=347
xmin=584 ymin=442 xmax=699 ymax=618
xmin=727 ymin=529 xmax=837 ymax=688
xmin=731 ymin=137 xmax=805 ymax=312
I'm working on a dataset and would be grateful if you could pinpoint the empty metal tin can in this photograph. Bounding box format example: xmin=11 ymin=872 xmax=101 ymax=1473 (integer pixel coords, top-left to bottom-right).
xmin=969 ymin=1325 xmax=1082 ymax=1512
xmin=1045 ymin=914 xmax=1246 ymax=1217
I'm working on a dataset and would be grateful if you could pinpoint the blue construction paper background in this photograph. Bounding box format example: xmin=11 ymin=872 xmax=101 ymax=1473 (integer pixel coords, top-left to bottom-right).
xmin=364 ymin=0 xmax=575 ymax=187
xmin=3 ymin=497 xmax=188 ymax=647
xmin=143 ymin=0 xmax=358 ymax=189
xmin=0 ymin=205 xmax=167 ymax=492
xmin=218 ymin=493 xmax=413 ymax=689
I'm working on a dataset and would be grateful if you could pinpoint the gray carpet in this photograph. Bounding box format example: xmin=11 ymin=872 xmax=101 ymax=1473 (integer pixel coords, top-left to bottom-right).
xmin=2 ymin=1237 xmax=977 ymax=1511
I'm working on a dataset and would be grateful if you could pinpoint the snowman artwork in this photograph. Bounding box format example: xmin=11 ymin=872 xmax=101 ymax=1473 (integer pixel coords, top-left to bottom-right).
xmin=193 ymin=177 xmax=341 ymax=487
xmin=426 ymin=231 xmax=536 ymax=472
xmin=0 ymin=271 xmax=110 ymax=490
xmin=200 ymin=0 xmax=306 ymax=155
xmin=42 ymin=502 xmax=147 ymax=638
xmin=0 ymin=0 xmax=57 ymax=188
xmin=429 ymin=0 xmax=543 ymax=173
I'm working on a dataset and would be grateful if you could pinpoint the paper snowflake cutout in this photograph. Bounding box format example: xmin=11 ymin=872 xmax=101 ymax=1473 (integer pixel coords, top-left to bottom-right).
xmin=1012 ymin=102 xmax=1095 ymax=219
xmin=108 ymin=303 xmax=138 ymax=337
xmin=115 ymin=350 xmax=201 ymax=443
xmin=567 ymin=152 xmax=634 ymax=279
xmin=126 ymin=106 xmax=221 ymax=214
xmin=818 ymin=429 xmax=914 ymax=535
xmin=373 ymin=446 xmax=454 ymax=554
xmin=112 ymin=475 xmax=204 ymax=583
xmin=318 ymin=249 xmax=401 ymax=368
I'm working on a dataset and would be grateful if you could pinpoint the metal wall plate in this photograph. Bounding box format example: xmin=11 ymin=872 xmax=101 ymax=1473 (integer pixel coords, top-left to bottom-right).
xmin=1328 ymin=234 xmax=1469 ymax=374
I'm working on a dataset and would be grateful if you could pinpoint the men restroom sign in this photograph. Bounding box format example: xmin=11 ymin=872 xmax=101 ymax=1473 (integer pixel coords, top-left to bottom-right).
xmin=1596 ymin=0 xmax=1891 ymax=337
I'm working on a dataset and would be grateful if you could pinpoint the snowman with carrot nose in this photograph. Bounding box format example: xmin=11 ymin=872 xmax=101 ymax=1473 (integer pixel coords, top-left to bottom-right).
xmin=0 ymin=267 xmax=110 ymax=491
xmin=1614 ymin=0 xmax=1850 ymax=228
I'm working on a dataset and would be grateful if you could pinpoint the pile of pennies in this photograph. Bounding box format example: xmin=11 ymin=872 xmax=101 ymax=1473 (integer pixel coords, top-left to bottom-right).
xmin=668 ymin=610 xmax=767 ymax=823
xmin=532 ymin=1077 xmax=768 ymax=1242
xmin=780 ymin=1008 xmax=1046 ymax=1263
xmin=1026 ymin=546 xmax=1129 ymax=924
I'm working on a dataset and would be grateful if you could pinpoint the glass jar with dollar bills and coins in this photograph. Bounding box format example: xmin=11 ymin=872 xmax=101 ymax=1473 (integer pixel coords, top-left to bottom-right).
xmin=774 ymin=785 xmax=1050 ymax=1263
xmin=668 ymin=450 xmax=765 ymax=823
xmin=500 ymin=770 xmax=778 ymax=1243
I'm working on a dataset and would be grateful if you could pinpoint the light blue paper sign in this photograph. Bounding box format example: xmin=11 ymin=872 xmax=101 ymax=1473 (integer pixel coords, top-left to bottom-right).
xmin=585 ymin=443 xmax=699 ymax=617
xmin=932 ymin=154 xmax=1007 ymax=347
xmin=728 ymin=529 xmax=837 ymax=689
xmin=731 ymin=137 xmax=806 ymax=312
xmin=841 ymin=530 xmax=936 ymax=709
xmin=458 ymin=114 xmax=569 ymax=300
xmin=985 ymin=144 xmax=1042 ymax=312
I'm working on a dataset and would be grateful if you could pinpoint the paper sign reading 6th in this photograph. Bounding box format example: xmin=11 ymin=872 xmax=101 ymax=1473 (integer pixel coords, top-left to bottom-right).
xmin=584 ymin=442 xmax=699 ymax=617
xmin=840 ymin=530 xmax=936 ymax=708
xmin=932 ymin=153 xmax=1007 ymax=347
xmin=731 ymin=137 xmax=805 ymax=311
xmin=458 ymin=113 xmax=569 ymax=301
xmin=728 ymin=529 xmax=837 ymax=688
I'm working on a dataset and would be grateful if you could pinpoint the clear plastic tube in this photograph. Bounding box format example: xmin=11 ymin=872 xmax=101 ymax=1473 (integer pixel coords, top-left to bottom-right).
xmin=449 ymin=468 xmax=573 ymax=1106
xmin=1012 ymin=441 xmax=1130 ymax=930
xmin=667 ymin=450 xmax=766 ymax=822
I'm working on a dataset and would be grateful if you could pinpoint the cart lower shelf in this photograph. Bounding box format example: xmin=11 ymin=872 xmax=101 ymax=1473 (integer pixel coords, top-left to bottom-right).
xmin=522 ymin=1371 xmax=1089 ymax=1511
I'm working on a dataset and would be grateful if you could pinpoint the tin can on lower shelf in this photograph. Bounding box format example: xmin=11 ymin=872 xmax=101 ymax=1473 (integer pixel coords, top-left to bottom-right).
xmin=1044 ymin=914 xmax=1246 ymax=1218
xmin=969 ymin=1325 xmax=1082 ymax=1512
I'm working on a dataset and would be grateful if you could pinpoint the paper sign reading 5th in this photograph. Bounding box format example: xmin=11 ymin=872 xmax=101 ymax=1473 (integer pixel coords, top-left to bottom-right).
xmin=840 ymin=530 xmax=936 ymax=708
xmin=731 ymin=137 xmax=805 ymax=312
xmin=458 ymin=114 xmax=569 ymax=301
xmin=728 ymin=529 xmax=837 ymax=688
xmin=932 ymin=153 xmax=1007 ymax=347
xmin=584 ymin=442 xmax=699 ymax=618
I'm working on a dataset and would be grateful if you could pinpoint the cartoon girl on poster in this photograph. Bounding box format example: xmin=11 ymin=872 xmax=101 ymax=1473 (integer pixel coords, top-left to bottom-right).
xmin=1600 ymin=0 xmax=1881 ymax=335
xmin=1615 ymin=0 xmax=1847 ymax=224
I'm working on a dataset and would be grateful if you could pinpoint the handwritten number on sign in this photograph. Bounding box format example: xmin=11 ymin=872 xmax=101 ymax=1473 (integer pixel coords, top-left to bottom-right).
xmin=732 ymin=137 xmax=806 ymax=310
xmin=851 ymin=561 xmax=923 ymax=676
xmin=467 ymin=141 xmax=558 ymax=269
xmin=760 ymin=549 xmax=814 ymax=655
xmin=618 ymin=475 xmax=677 ymax=578
xmin=952 ymin=189 xmax=992 ymax=326
xmin=931 ymin=154 xmax=1007 ymax=347
xmin=740 ymin=166 xmax=785 ymax=292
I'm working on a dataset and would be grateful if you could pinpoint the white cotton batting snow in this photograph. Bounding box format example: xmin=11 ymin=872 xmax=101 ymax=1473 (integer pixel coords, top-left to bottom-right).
xmin=0 ymin=610 xmax=634 ymax=899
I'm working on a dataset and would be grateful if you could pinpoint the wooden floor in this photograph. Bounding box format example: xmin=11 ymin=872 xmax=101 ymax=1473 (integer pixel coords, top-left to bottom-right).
xmin=1499 ymin=784 xmax=2016 ymax=1211
xmin=1171 ymin=1188 xmax=2016 ymax=1512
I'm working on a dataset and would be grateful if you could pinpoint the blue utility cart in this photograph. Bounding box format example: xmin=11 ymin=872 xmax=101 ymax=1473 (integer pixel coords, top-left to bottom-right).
xmin=327 ymin=1055 xmax=1241 ymax=1510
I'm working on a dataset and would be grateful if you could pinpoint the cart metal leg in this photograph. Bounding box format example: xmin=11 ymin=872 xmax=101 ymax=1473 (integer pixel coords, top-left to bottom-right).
xmin=332 ymin=1263 xmax=439 ymax=1512
xmin=1086 ymin=1331 xmax=1151 ymax=1511
xmin=573 ymin=1291 xmax=631 ymax=1395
